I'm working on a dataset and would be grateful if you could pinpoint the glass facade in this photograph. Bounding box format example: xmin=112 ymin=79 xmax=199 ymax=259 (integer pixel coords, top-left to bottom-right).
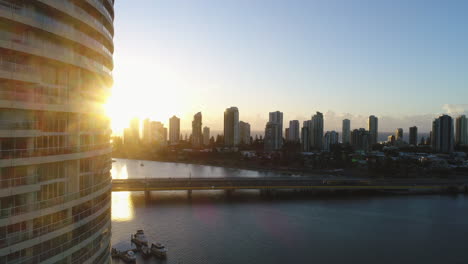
xmin=0 ymin=0 xmax=114 ymax=263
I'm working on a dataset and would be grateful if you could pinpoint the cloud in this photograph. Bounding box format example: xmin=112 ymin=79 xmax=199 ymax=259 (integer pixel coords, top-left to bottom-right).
xmin=442 ymin=104 xmax=468 ymax=115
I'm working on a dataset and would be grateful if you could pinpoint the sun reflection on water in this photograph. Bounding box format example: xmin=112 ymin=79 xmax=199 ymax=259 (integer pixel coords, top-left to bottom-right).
xmin=111 ymin=164 xmax=134 ymax=221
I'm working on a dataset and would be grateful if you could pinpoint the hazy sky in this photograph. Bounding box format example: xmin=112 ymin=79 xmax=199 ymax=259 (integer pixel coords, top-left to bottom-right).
xmin=110 ymin=0 xmax=468 ymax=133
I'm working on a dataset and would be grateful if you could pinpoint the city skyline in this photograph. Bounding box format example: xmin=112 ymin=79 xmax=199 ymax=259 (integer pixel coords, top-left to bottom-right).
xmin=107 ymin=0 xmax=468 ymax=133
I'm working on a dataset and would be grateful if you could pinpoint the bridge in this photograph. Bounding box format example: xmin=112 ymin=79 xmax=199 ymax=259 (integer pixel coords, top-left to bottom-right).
xmin=111 ymin=177 xmax=468 ymax=193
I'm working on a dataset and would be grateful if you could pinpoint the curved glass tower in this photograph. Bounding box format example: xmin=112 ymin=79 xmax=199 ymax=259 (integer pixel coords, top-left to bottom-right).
xmin=0 ymin=0 xmax=114 ymax=263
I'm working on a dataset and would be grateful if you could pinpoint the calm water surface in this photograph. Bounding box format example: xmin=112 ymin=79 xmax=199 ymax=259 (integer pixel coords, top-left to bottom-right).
xmin=111 ymin=159 xmax=468 ymax=264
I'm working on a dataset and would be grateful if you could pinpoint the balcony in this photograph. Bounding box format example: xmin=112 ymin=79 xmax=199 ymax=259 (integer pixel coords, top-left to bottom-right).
xmin=0 ymin=143 xmax=110 ymax=160
xmin=0 ymin=177 xmax=111 ymax=219
xmin=0 ymin=2 xmax=113 ymax=61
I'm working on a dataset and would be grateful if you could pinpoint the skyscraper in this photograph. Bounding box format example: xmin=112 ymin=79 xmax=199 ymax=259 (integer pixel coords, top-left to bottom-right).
xmin=142 ymin=118 xmax=152 ymax=143
xmin=455 ymin=115 xmax=468 ymax=146
xmin=239 ymin=121 xmax=251 ymax=145
xmin=288 ymin=120 xmax=300 ymax=142
xmin=324 ymin=131 xmax=339 ymax=152
xmin=264 ymin=122 xmax=282 ymax=151
xmin=409 ymin=126 xmax=418 ymax=146
xmin=203 ymin=126 xmax=210 ymax=146
xmin=342 ymin=119 xmax=351 ymax=144
xmin=192 ymin=112 xmax=202 ymax=147
xmin=169 ymin=115 xmax=180 ymax=144
xmin=151 ymin=121 xmax=167 ymax=144
xmin=432 ymin=115 xmax=454 ymax=153
xmin=0 ymin=1 xmax=114 ymax=262
xmin=302 ymin=121 xmax=311 ymax=152
xmin=224 ymin=107 xmax=239 ymax=147
xmin=396 ymin=128 xmax=404 ymax=142
xmin=269 ymin=111 xmax=283 ymax=149
xmin=368 ymin=115 xmax=378 ymax=145
xmin=310 ymin=112 xmax=324 ymax=150
xmin=351 ymin=128 xmax=371 ymax=152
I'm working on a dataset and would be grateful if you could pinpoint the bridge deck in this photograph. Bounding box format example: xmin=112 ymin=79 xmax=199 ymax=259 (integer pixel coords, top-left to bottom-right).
xmin=111 ymin=177 xmax=468 ymax=192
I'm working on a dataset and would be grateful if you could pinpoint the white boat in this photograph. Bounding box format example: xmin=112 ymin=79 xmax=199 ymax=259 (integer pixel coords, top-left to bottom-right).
xmin=131 ymin=229 xmax=149 ymax=246
xmin=122 ymin=251 xmax=136 ymax=263
xmin=141 ymin=245 xmax=152 ymax=259
xmin=151 ymin=243 xmax=168 ymax=258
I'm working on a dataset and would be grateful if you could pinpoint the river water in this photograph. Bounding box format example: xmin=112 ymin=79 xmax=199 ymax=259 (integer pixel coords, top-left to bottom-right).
xmin=111 ymin=159 xmax=468 ymax=264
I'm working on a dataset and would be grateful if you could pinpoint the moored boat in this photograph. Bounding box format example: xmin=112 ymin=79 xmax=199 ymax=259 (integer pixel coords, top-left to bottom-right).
xmin=131 ymin=229 xmax=149 ymax=246
xmin=141 ymin=245 xmax=152 ymax=259
xmin=151 ymin=242 xmax=168 ymax=258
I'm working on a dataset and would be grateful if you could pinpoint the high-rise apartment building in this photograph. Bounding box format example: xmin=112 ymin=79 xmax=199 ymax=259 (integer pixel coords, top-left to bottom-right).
xmin=409 ymin=126 xmax=418 ymax=146
xmin=142 ymin=118 xmax=152 ymax=143
xmin=432 ymin=115 xmax=454 ymax=153
xmin=150 ymin=121 xmax=167 ymax=144
xmin=310 ymin=112 xmax=324 ymax=150
xmin=396 ymin=128 xmax=403 ymax=142
xmin=203 ymin=126 xmax=210 ymax=146
xmin=0 ymin=1 xmax=114 ymax=263
xmin=268 ymin=111 xmax=283 ymax=149
xmin=192 ymin=112 xmax=202 ymax=147
xmin=264 ymin=122 xmax=281 ymax=151
xmin=324 ymin=131 xmax=339 ymax=152
xmin=351 ymin=128 xmax=370 ymax=151
xmin=301 ymin=121 xmax=311 ymax=152
xmin=224 ymin=107 xmax=239 ymax=147
xmin=342 ymin=119 xmax=351 ymax=144
xmin=239 ymin=121 xmax=251 ymax=145
xmin=287 ymin=120 xmax=300 ymax=142
xmin=368 ymin=115 xmax=378 ymax=145
xmin=169 ymin=115 xmax=180 ymax=144
xmin=455 ymin=115 xmax=468 ymax=146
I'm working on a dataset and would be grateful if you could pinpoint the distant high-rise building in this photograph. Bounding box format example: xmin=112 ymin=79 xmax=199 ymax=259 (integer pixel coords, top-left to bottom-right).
xmin=224 ymin=107 xmax=240 ymax=146
xmin=264 ymin=122 xmax=282 ymax=151
xmin=169 ymin=115 xmax=180 ymax=144
xmin=455 ymin=115 xmax=468 ymax=146
xmin=150 ymin=121 xmax=167 ymax=144
xmin=396 ymin=128 xmax=404 ymax=141
xmin=192 ymin=112 xmax=203 ymax=147
xmin=143 ymin=118 xmax=152 ymax=143
xmin=203 ymin=126 xmax=210 ymax=146
xmin=342 ymin=119 xmax=351 ymax=144
xmin=387 ymin=135 xmax=396 ymax=145
xmin=368 ymin=115 xmax=378 ymax=145
xmin=287 ymin=120 xmax=300 ymax=142
xmin=268 ymin=111 xmax=284 ymax=149
xmin=432 ymin=115 xmax=454 ymax=153
xmin=302 ymin=121 xmax=311 ymax=152
xmin=351 ymin=128 xmax=370 ymax=151
xmin=124 ymin=117 xmax=140 ymax=144
xmin=239 ymin=121 xmax=251 ymax=145
xmin=324 ymin=131 xmax=339 ymax=152
xmin=285 ymin=128 xmax=290 ymax=141
xmin=310 ymin=112 xmax=324 ymax=150
xmin=409 ymin=126 xmax=418 ymax=145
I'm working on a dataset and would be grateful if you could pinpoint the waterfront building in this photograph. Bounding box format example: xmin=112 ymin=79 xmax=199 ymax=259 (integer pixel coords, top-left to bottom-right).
xmin=455 ymin=115 xmax=468 ymax=146
xmin=287 ymin=120 xmax=300 ymax=142
xmin=169 ymin=115 xmax=180 ymax=144
xmin=396 ymin=128 xmax=404 ymax=142
xmin=264 ymin=122 xmax=281 ymax=151
xmin=239 ymin=121 xmax=251 ymax=145
xmin=142 ymin=118 xmax=151 ymax=143
xmin=268 ymin=111 xmax=283 ymax=149
xmin=323 ymin=131 xmax=339 ymax=152
xmin=0 ymin=1 xmax=114 ymax=263
xmin=203 ymin=126 xmax=210 ymax=146
xmin=368 ymin=115 xmax=378 ymax=145
xmin=387 ymin=135 xmax=396 ymax=145
xmin=342 ymin=119 xmax=351 ymax=144
xmin=301 ymin=121 xmax=311 ymax=152
xmin=409 ymin=126 xmax=418 ymax=146
xmin=351 ymin=128 xmax=371 ymax=151
xmin=192 ymin=112 xmax=202 ymax=147
xmin=432 ymin=115 xmax=454 ymax=153
xmin=224 ymin=107 xmax=239 ymax=147
xmin=309 ymin=112 xmax=324 ymax=150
